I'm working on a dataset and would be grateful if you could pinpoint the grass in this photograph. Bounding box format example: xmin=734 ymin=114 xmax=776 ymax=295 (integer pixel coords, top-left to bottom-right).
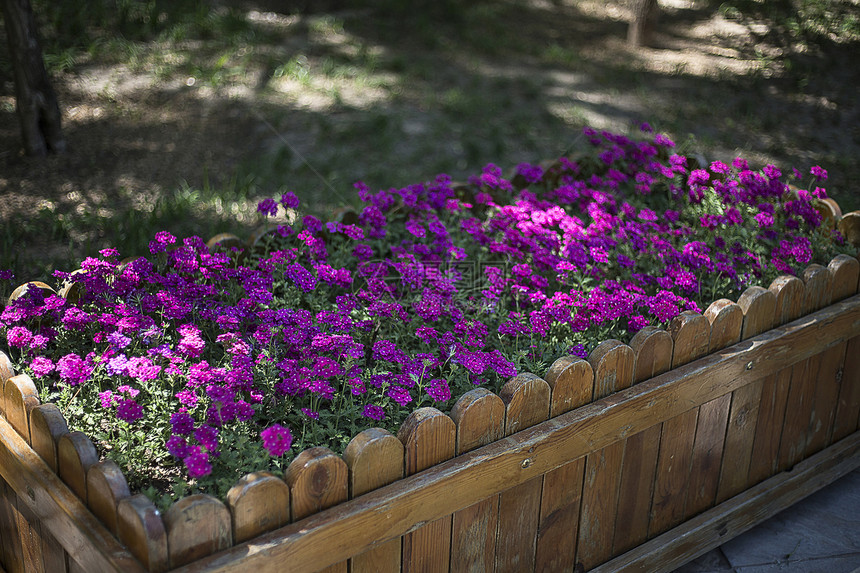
xmin=1 ymin=0 xmax=858 ymax=283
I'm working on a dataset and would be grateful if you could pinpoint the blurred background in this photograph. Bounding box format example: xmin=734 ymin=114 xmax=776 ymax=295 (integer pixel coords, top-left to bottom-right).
xmin=1 ymin=0 xmax=858 ymax=282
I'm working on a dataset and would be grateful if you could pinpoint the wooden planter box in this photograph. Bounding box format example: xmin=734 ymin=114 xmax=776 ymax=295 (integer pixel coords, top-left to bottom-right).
xmin=1 ymin=253 xmax=860 ymax=573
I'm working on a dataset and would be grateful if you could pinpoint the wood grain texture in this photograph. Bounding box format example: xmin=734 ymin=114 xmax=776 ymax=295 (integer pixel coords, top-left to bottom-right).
xmin=28 ymin=403 xmax=68 ymax=473
xmin=0 ymin=416 xmax=144 ymax=572
xmin=747 ymin=368 xmax=792 ymax=485
xmin=164 ymin=494 xmax=232 ymax=568
xmin=0 ymin=350 xmax=14 ymax=384
xmin=704 ymin=299 xmax=742 ymax=352
xmin=593 ymin=431 xmax=860 ymax=573
xmin=649 ymin=408 xmax=699 ymax=536
xmin=803 ymin=263 xmax=832 ymax=313
xmin=769 ymin=275 xmax=805 ymax=326
xmin=589 ymin=340 xmax=635 ymax=398
xmin=449 ymin=389 xmax=503 ymax=573
xmin=779 ymin=356 xmax=819 ymax=471
xmin=171 ymin=296 xmax=860 ymax=573
xmin=838 ymin=211 xmax=860 ymax=247
xmin=544 ymin=356 xmax=594 ymax=416
xmin=225 ymin=472 xmax=291 ymax=544
xmin=285 ymin=447 xmax=349 ymax=522
xmin=4 ymin=374 xmax=37 ymax=443
xmin=86 ymin=459 xmax=130 ymax=536
xmin=629 ymin=327 xmax=673 ymax=384
xmin=343 ymin=430 xmax=404 ymax=573
xmin=737 ymin=286 xmax=776 ymax=340
xmin=450 ymin=388 xmax=505 ymax=454
xmin=833 ymin=335 xmax=860 ymax=441
xmin=828 ymin=254 xmax=860 ymax=301
xmin=496 ymin=374 xmax=551 ymax=573
xmin=535 ymin=456 xmax=585 ymax=573
xmin=0 ymin=477 xmax=26 ymax=573
xmin=117 ymin=494 xmax=168 ymax=573
xmin=684 ymin=395 xmax=731 ymax=516
xmin=805 ymin=342 xmax=847 ymax=456
xmin=668 ymin=312 xmax=710 ymax=368
xmin=57 ymin=432 xmax=98 ymax=504
xmin=397 ymin=408 xmax=456 ymax=573
xmin=612 ymin=424 xmax=661 ymax=555
xmin=14 ymin=497 xmax=48 ymax=573
xmin=577 ymin=440 xmax=625 ymax=571
xmin=716 ymin=380 xmax=763 ymax=503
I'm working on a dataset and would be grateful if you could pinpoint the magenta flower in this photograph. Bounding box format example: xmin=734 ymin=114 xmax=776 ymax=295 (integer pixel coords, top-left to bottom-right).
xmin=362 ymin=404 xmax=385 ymax=421
xmin=261 ymin=424 xmax=293 ymax=457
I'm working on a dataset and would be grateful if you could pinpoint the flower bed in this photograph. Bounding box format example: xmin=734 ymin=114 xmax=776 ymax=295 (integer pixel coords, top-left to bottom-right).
xmin=1 ymin=126 xmax=860 ymax=571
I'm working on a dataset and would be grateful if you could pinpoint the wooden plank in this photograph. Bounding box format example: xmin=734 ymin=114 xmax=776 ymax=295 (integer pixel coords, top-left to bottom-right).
xmin=769 ymin=275 xmax=805 ymax=326
xmin=171 ymin=295 xmax=860 ymax=573
xmin=592 ymin=430 xmax=860 ymax=573
xmin=833 ymin=335 xmax=860 ymax=441
xmin=629 ymin=327 xmax=673 ymax=384
xmin=164 ymin=494 xmax=232 ymax=568
xmin=668 ymin=312 xmax=710 ymax=367
xmin=0 ymin=351 xmax=14 ymax=385
xmin=496 ymin=374 xmax=550 ymax=573
xmin=612 ymin=425 xmax=661 ymax=555
xmin=14 ymin=499 xmax=46 ymax=573
xmin=4 ymin=374 xmax=37 ymax=444
xmin=649 ymin=408 xmax=699 ymax=536
xmin=226 ymin=472 xmax=291 ymax=544
xmin=747 ymin=367 xmax=792 ymax=485
xmin=704 ymin=299 xmax=742 ymax=352
xmin=805 ymin=342 xmax=847 ymax=455
xmin=578 ymin=343 xmax=634 ymax=569
xmin=28 ymin=403 xmax=69 ymax=474
xmin=829 ymin=254 xmax=860 ymax=302
xmin=398 ymin=408 xmax=456 ymax=573
xmin=778 ymin=356 xmax=818 ymax=471
xmin=535 ymin=357 xmax=594 ymax=572
xmin=449 ymin=389 xmax=503 ymax=573
xmin=0 ymin=416 xmax=145 ymax=572
xmin=715 ymin=286 xmax=777 ymax=502
xmin=544 ymin=356 xmax=593 ymax=416
xmin=589 ymin=340 xmax=635 ymax=398
xmin=0 ymin=478 xmax=25 ymax=573
xmin=117 ymin=494 xmax=168 ymax=573
xmin=86 ymin=459 xmax=130 ymax=536
xmin=683 ymin=394 xmax=731 ymax=517
xmin=343 ymin=429 xmax=404 ymax=573
xmin=285 ymin=447 xmax=348 ymax=573
xmin=614 ymin=328 xmax=674 ymax=554
xmin=804 ymin=263 xmax=833 ymax=313
xmin=57 ymin=432 xmax=99 ymax=504
xmin=649 ymin=310 xmax=712 ymax=535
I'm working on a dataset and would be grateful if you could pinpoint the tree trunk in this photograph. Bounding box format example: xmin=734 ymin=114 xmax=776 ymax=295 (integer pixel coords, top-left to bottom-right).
xmin=628 ymin=0 xmax=659 ymax=47
xmin=2 ymin=0 xmax=65 ymax=156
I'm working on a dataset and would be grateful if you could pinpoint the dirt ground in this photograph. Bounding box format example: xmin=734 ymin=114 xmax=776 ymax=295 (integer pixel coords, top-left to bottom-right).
xmin=1 ymin=0 xmax=858 ymax=280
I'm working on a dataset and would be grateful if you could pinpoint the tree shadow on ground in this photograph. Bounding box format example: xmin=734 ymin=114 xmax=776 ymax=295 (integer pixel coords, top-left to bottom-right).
xmin=1 ymin=0 xmax=857 ymax=282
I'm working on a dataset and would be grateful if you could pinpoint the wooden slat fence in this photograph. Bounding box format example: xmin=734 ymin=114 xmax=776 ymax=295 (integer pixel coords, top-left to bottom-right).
xmin=1 ymin=253 xmax=859 ymax=572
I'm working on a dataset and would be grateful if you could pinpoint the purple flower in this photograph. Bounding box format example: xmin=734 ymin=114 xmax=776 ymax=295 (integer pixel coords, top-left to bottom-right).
xmin=183 ymin=447 xmax=212 ymax=478
xmin=107 ymin=331 xmax=131 ymax=349
xmin=170 ymin=411 xmax=195 ymax=435
xmin=810 ymin=166 xmax=828 ymax=181
xmin=6 ymin=326 xmax=32 ymax=348
xmin=57 ymin=353 xmax=93 ymax=386
xmin=280 ymin=192 xmax=300 ymax=209
xmin=301 ymin=408 xmax=320 ymax=420
xmin=166 ymin=435 xmax=189 ymax=458
xmin=362 ymin=404 xmax=386 ymax=421
xmin=29 ymin=356 xmax=55 ymax=378
xmin=261 ymin=424 xmax=293 ymax=456
xmin=116 ymin=398 xmax=143 ymax=423
xmin=257 ymin=198 xmax=278 ymax=216
xmin=426 ymin=379 xmax=451 ymax=402
xmin=194 ymin=424 xmax=219 ymax=451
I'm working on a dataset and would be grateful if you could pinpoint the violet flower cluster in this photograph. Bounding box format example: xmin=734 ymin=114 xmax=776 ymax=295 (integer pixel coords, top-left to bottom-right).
xmin=0 ymin=126 xmax=848 ymax=496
